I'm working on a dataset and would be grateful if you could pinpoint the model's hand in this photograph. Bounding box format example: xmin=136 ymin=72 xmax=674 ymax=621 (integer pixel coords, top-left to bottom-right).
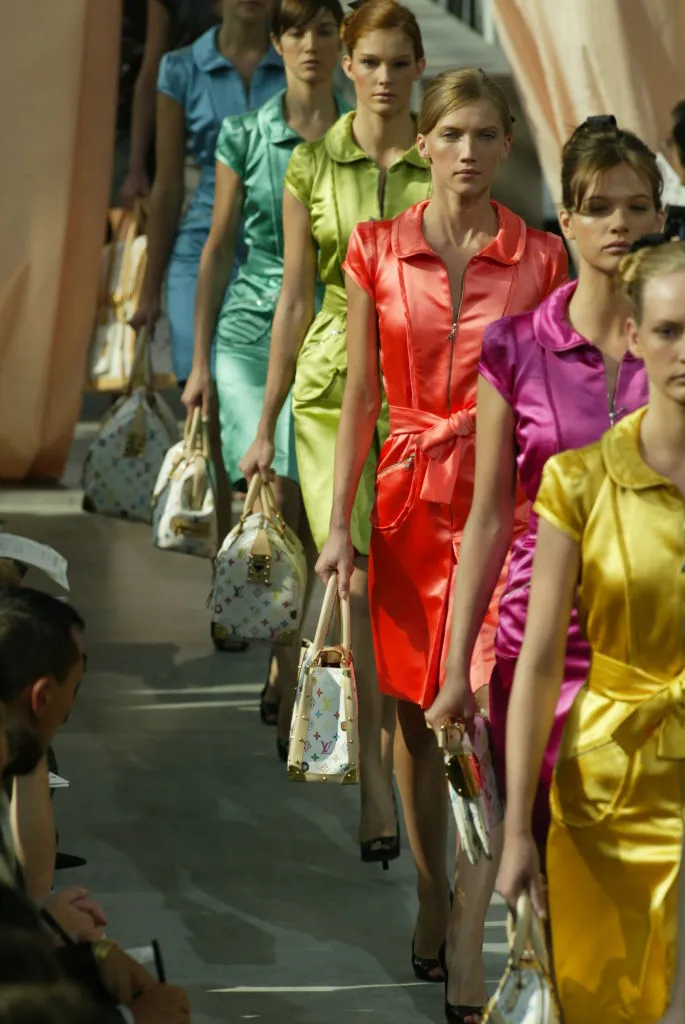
xmin=424 ymin=663 xmax=477 ymax=734
xmin=239 ymin=436 xmax=275 ymax=484
xmin=181 ymin=364 xmax=212 ymax=418
xmin=129 ymin=297 xmax=161 ymax=334
xmin=315 ymin=527 xmax=354 ymax=598
xmin=496 ymin=828 xmax=546 ymax=919
xmin=44 ymin=886 xmax=108 ymax=943
xmin=131 ymin=984 xmax=191 ymax=1023
xmin=120 ymin=168 xmax=151 ymax=209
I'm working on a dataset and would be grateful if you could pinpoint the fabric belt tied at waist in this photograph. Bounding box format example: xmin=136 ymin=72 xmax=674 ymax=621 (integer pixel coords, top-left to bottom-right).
xmin=389 ymin=404 xmax=476 ymax=504
xmin=321 ymin=285 xmax=347 ymax=318
xmin=589 ymin=651 xmax=685 ymax=760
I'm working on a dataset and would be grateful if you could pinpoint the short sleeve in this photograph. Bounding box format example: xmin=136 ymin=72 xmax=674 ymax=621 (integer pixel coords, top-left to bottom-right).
xmin=478 ymin=317 xmax=517 ymax=405
xmin=157 ymin=50 xmax=189 ymax=106
xmin=343 ymin=222 xmax=377 ymax=299
xmin=216 ymin=116 xmax=248 ymax=177
xmin=533 ymin=447 xmax=602 ymax=543
xmin=284 ymin=142 xmax=316 ymax=207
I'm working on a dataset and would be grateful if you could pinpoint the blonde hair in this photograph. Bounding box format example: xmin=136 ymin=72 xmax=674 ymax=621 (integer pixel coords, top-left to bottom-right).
xmin=618 ymin=240 xmax=685 ymax=322
xmin=341 ymin=0 xmax=424 ymax=60
xmin=418 ymin=68 xmax=513 ymax=136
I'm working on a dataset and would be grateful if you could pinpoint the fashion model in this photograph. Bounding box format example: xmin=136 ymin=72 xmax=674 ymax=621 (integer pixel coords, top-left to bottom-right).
xmin=426 ymin=118 xmax=662 ymax=1015
xmin=317 ymin=69 xmax=566 ymax=1024
xmin=240 ymin=0 xmax=432 ymax=862
xmin=497 ymin=232 xmax=685 ymax=1023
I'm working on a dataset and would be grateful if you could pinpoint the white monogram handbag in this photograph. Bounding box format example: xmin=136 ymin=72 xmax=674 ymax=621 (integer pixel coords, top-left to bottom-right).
xmin=210 ymin=475 xmax=306 ymax=644
xmin=82 ymin=329 xmax=179 ymax=522
xmin=86 ymin=203 xmax=175 ymax=392
xmin=438 ymin=715 xmax=503 ymax=866
xmin=151 ymin=408 xmax=217 ymax=558
xmin=483 ymin=894 xmax=560 ymax=1024
xmin=287 ymin=575 xmax=359 ymax=784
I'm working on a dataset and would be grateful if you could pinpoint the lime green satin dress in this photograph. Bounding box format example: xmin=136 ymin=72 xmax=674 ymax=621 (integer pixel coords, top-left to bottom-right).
xmin=284 ymin=111 xmax=432 ymax=552
xmin=213 ymin=90 xmax=349 ymax=484
xmin=534 ymin=407 xmax=685 ymax=1023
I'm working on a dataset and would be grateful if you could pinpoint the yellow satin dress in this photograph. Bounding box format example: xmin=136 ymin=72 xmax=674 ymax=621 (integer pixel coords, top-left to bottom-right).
xmin=533 ymin=407 xmax=685 ymax=1023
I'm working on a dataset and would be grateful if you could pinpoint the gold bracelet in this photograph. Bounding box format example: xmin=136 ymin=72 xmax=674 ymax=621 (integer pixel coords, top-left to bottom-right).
xmin=92 ymin=939 xmax=119 ymax=964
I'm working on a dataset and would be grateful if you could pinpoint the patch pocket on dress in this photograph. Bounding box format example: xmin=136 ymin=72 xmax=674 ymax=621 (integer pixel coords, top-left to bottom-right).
xmin=550 ymin=740 xmax=631 ymax=829
xmin=372 ymin=453 xmax=418 ymax=532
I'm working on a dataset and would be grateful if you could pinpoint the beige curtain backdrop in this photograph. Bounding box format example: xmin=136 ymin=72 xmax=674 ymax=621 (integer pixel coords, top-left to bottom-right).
xmin=0 ymin=1 xmax=120 ymax=481
xmin=491 ymin=0 xmax=685 ymax=207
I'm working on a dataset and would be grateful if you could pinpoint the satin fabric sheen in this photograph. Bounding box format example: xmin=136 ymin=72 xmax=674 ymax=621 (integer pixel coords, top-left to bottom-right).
xmin=344 ymin=200 xmax=567 ymax=706
xmin=535 ymin=409 xmax=685 ymax=1023
xmin=284 ymin=112 xmax=433 ymax=553
xmin=479 ymin=281 xmax=648 ymax=837
xmin=213 ymin=90 xmax=350 ymax=484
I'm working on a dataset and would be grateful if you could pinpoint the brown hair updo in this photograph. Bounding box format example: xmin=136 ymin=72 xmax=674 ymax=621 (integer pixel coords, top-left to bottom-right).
xmin=273 ymin=0 xmax=344 ymax=38
xmin=418 ymin=68 xmax=514 ymax=136
xmin=561 ymin=117 xmax=662 ymax=212
xmin=341 ymin=0 xmax=424 ymax=61
xmin=618 ymin=239 xmax=685 ymax=323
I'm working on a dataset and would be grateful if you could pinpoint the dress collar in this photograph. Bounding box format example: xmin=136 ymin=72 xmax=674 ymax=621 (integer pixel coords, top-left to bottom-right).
xmin=192 ymin=28 xmax=283 ymax=74
xmin=324 ymin=111 xmax=427 ymax=169
xmin=602 ymin=407 xmax=672 ymax=491
xmin=391 ymin=199 xmax=526 ymax=264
xmin=260 ymin=91 xmax=349 ymax=145
xmin=533 ymin=280 xmax=643 ymax=370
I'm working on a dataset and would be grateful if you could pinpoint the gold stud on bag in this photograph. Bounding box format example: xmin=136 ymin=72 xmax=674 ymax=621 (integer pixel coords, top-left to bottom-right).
xmin=287 ymin=575 xmax=359 ymax=784
xmin=438 ymin=715 xmax=503 ymax=865
xmin=152 ymin=408 xmax=218 ymax=558
xmin=483 ymin=893 xmax=560 ymax=1024
xmin=210 ymin=475 xmax=307 ymax=644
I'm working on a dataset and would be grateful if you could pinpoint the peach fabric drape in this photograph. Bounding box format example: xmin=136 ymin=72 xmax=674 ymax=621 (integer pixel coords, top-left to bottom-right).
xmin=0 ymin=1 xmax=121 ymax=481
xmin=491 ymin=0 xmax=685 ymax=206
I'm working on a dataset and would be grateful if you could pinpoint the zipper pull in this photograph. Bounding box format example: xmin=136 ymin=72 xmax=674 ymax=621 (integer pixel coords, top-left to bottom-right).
xmin=448 ymin=322 xmax=457 ymax=342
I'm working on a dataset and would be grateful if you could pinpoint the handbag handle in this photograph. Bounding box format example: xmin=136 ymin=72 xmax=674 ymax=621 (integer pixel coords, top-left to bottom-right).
xmin=183 ymin=407 xmax=211 ymax=463
xmin=507 ymin=893 xmax=550 ymax=970
xmin=126 ymin=327 xmax=153 ymax=393
xmin=241 ymin=474 xmax=284 ymax=534
xmin=311 ymin=575 xmax=351 ymax=662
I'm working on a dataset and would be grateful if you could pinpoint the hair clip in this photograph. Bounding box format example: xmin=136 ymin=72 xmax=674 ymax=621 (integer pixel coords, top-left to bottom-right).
xmin=583 ymin=114 xmax=618 ymax=130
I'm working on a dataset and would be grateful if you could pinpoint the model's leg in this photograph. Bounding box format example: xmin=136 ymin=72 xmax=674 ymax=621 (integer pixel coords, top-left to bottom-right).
xmin=395 ymin=698 xmax=451 ymax=971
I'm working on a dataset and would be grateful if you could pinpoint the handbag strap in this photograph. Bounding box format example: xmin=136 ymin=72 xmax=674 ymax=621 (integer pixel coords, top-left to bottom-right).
xmin=507 ymin=893 xmax=550 ymax=970
xmin=125 ymin=327 xmax=153 ymax=394
xmin=240 ymin=475 xmax=284 ymax=536
xmin=311 ymin=575 xmax=351 ymax=662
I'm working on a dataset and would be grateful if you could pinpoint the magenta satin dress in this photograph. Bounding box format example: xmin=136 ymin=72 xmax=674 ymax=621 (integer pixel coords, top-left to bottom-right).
xmin=479 ymin=279 xmax=648 ymax=846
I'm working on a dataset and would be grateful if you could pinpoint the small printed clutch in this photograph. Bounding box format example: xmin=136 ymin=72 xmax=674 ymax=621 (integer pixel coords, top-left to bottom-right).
xmin=438 ymin=714 xmax=503 ymax=866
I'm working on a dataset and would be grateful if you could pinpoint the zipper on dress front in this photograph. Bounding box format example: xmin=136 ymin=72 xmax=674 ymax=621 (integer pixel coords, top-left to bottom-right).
xmin=446 ymin=268 xmax=469 ymax=413
xmin=377 ymin=453 xmax=415 ymax=479
xmin=606 ymin=359 xmax=625 ymax=426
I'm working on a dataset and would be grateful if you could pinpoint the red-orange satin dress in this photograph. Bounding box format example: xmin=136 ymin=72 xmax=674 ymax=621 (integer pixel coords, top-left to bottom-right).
xmin=343 ymin=200 xmax=568 ymax=707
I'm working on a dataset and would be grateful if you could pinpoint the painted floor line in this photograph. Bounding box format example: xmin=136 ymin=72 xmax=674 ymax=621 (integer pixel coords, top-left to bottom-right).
xmin=209 ymin=983 xmax=429 ymax=994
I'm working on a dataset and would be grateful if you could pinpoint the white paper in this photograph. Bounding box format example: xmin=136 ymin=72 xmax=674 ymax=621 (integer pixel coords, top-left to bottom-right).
xmin=0 ymin=534 xmax=69 ymax=590
xmin=48 ymin=772 xmax=70 ymax=789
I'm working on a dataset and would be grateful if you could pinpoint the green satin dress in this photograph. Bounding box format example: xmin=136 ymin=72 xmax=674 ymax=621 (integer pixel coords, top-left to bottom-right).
xmin=213 ymin=90 xmax=349 ymax=484
xmin=284 ymin=111 xmax=432 ymax=553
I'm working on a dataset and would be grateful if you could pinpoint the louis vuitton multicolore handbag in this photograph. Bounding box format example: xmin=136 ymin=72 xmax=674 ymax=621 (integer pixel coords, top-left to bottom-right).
xmin=287 ymin=575 xmax=359 ymax=784
xmin=210 ymin=475 xmax=307 ymax=644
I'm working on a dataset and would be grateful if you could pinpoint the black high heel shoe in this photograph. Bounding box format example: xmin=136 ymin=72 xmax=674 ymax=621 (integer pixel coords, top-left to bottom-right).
xmin=360 ymin=803 xmax=401 ymax=870
xmin=260 ymin=656 xmax=279 ymax=726
xmin=411 ymin=890 xmax=454 ymax=982
xmin=438 ymin=942 xmax=483 ymax=1023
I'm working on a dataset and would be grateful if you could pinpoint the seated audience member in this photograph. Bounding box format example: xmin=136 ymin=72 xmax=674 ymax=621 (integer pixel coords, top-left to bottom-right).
xmin=0 ymin=587 xmax=191 ymax=1024
xmin=0 ymin=983 xmax=101 ymax=1024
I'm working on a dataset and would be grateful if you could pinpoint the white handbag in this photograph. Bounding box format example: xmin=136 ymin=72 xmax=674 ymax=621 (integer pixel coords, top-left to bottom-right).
xmin=438 ymin=715 xmax=503 ymax=866
xmin=483 ymin=894 xmax=560 ymax=1024
xmin=210 ymin=475 xmax=307 ymax=645
xmin=287 ymin=575 xmax=359 ymax=784
xmin=151 ymin=408 xmax=217 ymax=558
xmin=86 ymin=203 xmax=175 ymax=392
xmin=82 ymin=329 xmax=179 ymax=523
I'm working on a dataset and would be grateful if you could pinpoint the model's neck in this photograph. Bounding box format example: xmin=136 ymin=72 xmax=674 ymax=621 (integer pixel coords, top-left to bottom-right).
xmin=422 ymin=186 xmax=496 ymax=248
xmin=568 ymin=267 xmax=631 ymax=352
xmin=351 ymin=103 xmax=416 ymax=166
xmin=218 ymin=17 xmax=270 ymax=58
xmin=284 ymin=75 xmax=338 ymax=127
xmin=641 ymin=391 xmax=685 ymax=476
